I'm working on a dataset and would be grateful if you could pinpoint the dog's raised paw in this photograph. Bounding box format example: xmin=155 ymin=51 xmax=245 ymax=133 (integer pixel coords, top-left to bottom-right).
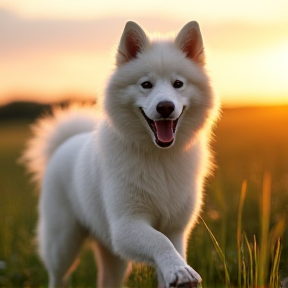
xmin=168 ymin=266 xmax=201 ymax=288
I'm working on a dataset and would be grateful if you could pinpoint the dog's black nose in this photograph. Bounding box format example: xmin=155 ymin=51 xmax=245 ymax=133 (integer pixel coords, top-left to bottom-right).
xmin=156 ymin=101 xmax=175 ymax=118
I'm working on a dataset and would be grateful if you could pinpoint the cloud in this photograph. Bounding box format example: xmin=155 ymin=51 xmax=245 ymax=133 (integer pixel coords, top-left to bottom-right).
xmin=0 ymin=9 xmax=184 ymax=57
xmin=203 ymin=22 xmax=288 ymax=52
xmin=1 ymin=8 xmax=287 ymax=59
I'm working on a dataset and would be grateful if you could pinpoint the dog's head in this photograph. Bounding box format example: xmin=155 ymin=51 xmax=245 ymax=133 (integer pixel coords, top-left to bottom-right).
xmin=105 ymin=21 xmax=219 ymax=150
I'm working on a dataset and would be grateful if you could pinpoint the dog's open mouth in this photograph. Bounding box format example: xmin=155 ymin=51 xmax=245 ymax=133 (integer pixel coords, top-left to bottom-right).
xmin=140 ymin=108 xmax=184 ymax=148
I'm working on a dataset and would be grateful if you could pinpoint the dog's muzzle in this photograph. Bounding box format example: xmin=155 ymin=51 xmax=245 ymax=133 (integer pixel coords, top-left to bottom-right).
xmin=140 ymin=106 xmax=185 ymax=148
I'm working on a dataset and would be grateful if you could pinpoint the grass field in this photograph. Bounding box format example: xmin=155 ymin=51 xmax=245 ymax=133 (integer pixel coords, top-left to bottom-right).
xmin=1 ymin=106 xmax=288 ymax=288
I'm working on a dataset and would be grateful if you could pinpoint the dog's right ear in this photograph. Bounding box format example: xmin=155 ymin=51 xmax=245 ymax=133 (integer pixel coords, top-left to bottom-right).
xmin=116 ymin=21 xmax=148 ymax=66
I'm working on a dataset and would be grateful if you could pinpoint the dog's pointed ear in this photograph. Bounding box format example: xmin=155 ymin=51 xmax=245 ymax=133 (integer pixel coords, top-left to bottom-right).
xmin=116 ymin=21 xmax=148 ymax=66
xmin=175 ymin=21 xmax=205 ymax=65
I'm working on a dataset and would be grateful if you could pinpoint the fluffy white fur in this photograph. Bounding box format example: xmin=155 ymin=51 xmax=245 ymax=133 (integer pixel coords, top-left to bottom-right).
xmin=22 ymin=21 xmax=219 ymax=288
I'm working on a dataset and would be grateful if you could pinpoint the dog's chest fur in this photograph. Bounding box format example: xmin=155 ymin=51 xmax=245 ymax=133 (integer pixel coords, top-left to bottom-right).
xmin=101 ymin=132 xmax=203 ymax=232
xmin=139 ymin=151 xmax=201 ymax=231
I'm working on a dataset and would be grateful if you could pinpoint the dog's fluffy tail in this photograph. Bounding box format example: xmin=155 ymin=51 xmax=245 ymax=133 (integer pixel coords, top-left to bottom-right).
xmin=21 ymin=103 xmax=99 ymax=186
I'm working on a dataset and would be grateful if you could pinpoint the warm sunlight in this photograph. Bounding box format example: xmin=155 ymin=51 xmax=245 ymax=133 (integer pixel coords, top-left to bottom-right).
xmin=1 ymin=0 xmax=288 ymax=106
xmin=1 ymin=3 xmax=288 ymax=287
xmin=208 ymin=41 xmax=288 ymax=106
xmin=3 ymin=0 xmax=288 ymax=22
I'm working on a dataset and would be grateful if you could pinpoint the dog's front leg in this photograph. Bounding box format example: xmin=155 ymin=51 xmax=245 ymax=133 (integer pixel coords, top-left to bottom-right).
xmin=111 ymin=218 xmax=201 ymax=288
xmin=157 ymin=232 xmax=187 ymax=288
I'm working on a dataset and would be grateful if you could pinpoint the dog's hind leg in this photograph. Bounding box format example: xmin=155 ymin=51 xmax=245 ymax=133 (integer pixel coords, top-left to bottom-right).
xmin=39 ymin=217 xmax=87 ymax=288
xmin=92 ymin=241 xmax=129 ymax=288
xmin=157 ymin=269 xmax=166 ymax=288
xmin=38 ymin=192 xmax=87 ymax=288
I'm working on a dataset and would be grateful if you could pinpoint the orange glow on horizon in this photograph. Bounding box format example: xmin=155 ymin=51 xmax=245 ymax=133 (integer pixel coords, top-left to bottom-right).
xmin=1 ymin=1 xmax=288 ymax=106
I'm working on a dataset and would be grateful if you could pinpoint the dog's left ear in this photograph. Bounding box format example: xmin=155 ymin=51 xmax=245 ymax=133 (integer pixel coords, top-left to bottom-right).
xmin=175 ymin=21 xmax=205 ymax=65
xmin=116 ymin=21 xmax=148 ymax=66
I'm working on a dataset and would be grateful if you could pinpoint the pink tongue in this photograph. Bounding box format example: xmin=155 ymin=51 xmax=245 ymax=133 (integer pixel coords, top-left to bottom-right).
xmin=155 ymin=120 xmax=174 ymax=143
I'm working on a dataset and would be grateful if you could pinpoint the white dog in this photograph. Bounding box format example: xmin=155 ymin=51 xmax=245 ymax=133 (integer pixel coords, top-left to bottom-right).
xmin=23 ymin=21 xmax=219 ymax=288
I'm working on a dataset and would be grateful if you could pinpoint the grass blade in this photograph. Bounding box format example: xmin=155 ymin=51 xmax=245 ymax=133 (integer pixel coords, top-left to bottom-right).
xmin=253 ymin=235 xmax=258 ymax=288
xmin=243 ymin=233 xmax=253 ymax=288
xmin=259 ymin=172 xmax=271 ymax=287
xmin=237 ymin=180 xmax=247 ymax=288
xmin=269 ymin=238 xmax=282 ymax=288
xmin=200 ymin=216 xmax=230 ymax=288
xmin=242 ymin=259 xmax=246 ymax=288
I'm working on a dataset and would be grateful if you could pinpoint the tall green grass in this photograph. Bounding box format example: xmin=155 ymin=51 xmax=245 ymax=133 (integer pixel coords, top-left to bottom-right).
xmin=200 ymin=217 xmax=231 ymax=288
xmin=202 ymin=173 xmax=285 ymax=288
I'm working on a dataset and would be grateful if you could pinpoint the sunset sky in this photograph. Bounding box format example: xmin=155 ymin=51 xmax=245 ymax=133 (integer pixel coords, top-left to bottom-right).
xmin=1 ymin=0 xmax=288 ymax=107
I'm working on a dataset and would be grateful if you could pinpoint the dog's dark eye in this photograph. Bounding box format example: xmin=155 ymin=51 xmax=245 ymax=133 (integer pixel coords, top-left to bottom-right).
xmin=141 ymin=81 xmax=153 ymax=89
xmin=173 ymin=80 xmax=183 ymax=89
